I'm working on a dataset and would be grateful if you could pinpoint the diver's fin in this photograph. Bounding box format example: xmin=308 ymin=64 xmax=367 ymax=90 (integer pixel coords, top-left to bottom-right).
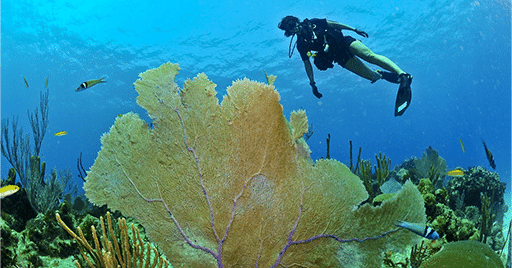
xmin=377 ymin=70 xmax=399 ymax=84
xmin=394 ymin=73 xmax=412 ymax=116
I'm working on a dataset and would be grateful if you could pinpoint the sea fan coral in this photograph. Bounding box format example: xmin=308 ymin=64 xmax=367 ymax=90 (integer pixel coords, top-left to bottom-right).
xmin=84 ymin=62 xmax=425 ymax=267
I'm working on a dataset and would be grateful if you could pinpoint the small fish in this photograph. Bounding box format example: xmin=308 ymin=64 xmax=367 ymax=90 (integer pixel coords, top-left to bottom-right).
xmin=0 ymin=185 xmax=20 ymax=198
xmin=117 ymin=114 xmax=123 ymax=117
xmin=482 ymin=140 xmax=496 ymax=169
xmin=75 ymin=77 xmax=106 ymax=92
xmin=459 ymin=139 xmax=465 ymax=153
xmin=54 ymin=131 xmax=68 ymax=136
xmin=45 ymin=74 xmax=49 ymax=88
xmin=23 ymin=77 xmax=29 ymax=88
xmin=446 ymin=169 xmax=464 ymax=177
xmin=394 ymin=221 xmax=439 ymax=240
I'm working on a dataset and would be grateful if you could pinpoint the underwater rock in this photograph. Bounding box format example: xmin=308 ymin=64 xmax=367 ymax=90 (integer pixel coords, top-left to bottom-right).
xmin=420 ymin=240 xmax=504 ymax=268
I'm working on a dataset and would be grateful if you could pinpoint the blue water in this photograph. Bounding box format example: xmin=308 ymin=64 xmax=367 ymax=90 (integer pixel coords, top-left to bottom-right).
xmin=2 ymin=0 xmax=511 ymax=201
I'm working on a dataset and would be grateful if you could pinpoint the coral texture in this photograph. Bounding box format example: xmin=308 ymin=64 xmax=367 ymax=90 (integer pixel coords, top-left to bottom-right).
xmin=413 ymin=146 xmax=447 ymax=179
xmin=420 ymin=240 xmax=504 ymax=268
xmin=84 ymin=62 xmax=425 ymax=267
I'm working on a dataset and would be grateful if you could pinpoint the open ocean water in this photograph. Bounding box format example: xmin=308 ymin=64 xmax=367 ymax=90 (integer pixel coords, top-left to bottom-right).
xmin=2 ymin=0 xmax=511 ymax=266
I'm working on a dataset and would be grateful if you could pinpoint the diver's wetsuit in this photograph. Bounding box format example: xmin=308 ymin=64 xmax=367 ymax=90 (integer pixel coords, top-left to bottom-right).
xmin=296 ymin=18 xmax=357 ymax=70
xmin=282 ymin=16 xmax=412 ymax=116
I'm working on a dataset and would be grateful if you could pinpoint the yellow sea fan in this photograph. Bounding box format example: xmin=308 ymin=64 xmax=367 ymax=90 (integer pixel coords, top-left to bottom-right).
xmin=84 ymin=62 xmax=425 ymax=267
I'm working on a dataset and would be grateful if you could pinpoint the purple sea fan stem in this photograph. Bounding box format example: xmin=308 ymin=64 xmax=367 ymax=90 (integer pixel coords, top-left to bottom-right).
xmin=174 ymin=108 xmax=221 ymax=244
xmin=270 ymin=184 xmax=306 ymax=268
xmin=174 ymin=108 xmax=225 ymax=267
xmin=175 ymin=106 xmax=272 ymax=265
xmin=269 ymin=182 xmax=401 ymax=268
xmin=122 ymin=101 xmax=401 ymax=267
xmin=113 ymin=154 xmax=219 ymax=259
xmin=222 ymin=172 xmax=261 ymax=241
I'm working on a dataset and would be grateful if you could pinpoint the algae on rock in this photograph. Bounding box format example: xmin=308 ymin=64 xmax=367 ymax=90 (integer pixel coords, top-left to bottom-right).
xmin=84 ymin=62 xmax=425 ymax=267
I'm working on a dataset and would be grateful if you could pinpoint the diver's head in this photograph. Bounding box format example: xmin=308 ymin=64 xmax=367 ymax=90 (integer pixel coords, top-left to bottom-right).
xmin=278 ymin=16 xmax=301 ymax=37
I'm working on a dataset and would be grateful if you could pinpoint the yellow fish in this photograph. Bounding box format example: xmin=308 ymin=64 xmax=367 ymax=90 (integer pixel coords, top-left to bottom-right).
xmin=459 ymin=139 xmax=465 ymax=153
xmin=75 ymin=77 xmax=106 ymax=92
xmin=23 ymin=77 xmax=29 ymax=88
xmin=0 ymin=185 xmax=20 ymax=198
xmin=446 ymin=169 xmax=464 ymax=177
xmin=45 ymin=74 xmax=49 ymax=88
xmin=54 ymin=131 xmax=68 ymax=136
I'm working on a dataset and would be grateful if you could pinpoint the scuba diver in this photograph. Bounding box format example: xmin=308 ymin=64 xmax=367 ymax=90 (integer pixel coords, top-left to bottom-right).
xmin=278 ymin=16 xmax=413 ymax=116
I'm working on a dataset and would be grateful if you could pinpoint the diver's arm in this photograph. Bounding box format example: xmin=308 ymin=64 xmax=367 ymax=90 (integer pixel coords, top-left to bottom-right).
xmin=303 ymin=59 xmax=315 ymax=83
xmin=303 ymin=59 xmax=322 ymax=98
xmin=327 ymin=20 xmax=355 ymax=31
xmin=327 ymin=20 xmax=369 ymax=38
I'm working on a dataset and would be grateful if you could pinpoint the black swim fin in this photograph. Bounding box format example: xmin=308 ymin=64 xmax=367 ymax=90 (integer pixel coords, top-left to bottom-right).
xmin=394 ymin=73 xmax=412 ymax=116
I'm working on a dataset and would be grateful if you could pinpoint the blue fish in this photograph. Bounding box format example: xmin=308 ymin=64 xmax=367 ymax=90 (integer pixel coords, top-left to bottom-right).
xmin=394 ymin=221 xmax=439 ymax=240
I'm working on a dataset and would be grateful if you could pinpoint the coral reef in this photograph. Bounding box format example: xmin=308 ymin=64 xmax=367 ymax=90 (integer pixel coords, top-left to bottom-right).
xmin=355 ymin=152 xmax=391 ymax=203
xmin=420 ymin=240 xmax=503 ymax=268
xmin=409 ymin=241 xmax=428 ymax=268
xmin=391 ymin=146 xmax=446 ymax=185
xmin=1 ymin=88 xmax=74 ymax=214
xmin=1 ymin=193 xmax=162 ymax=267
xmin=446 ymin=166 xmax=506 ymax=223
xmin=417 ymin=177 xmax=495 ymax=244
xmin=1 ymin=168 xmax=38 ymax=232
xmin=379 ymin=146 xmax=509 ymax=267
xmin=444 ymin=166 xmax=506 ymax=250
xmin=1 ymin=201 xmax=79 ymax=267
xmin=84 ymin=62 xmax=426 ymax=267
xmin=406 ymin=165 xmax=507 ymax=267
xmin=414 ymin=146 xmax=447 ymax=180
xmin=56 ymin=211 xmax=169 ymax=268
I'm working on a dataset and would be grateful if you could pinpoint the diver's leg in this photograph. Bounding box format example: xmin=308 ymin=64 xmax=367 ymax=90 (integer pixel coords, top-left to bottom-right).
xmin=349 ymin=41 xmax=405 ymax=75
xmin=343 ymin=56 xmax=382 ymax=82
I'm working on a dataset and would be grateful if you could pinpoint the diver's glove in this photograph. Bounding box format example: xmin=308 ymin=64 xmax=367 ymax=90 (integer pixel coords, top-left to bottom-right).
xmin=354 ymin=29 xmax=369 ymax=38
xmin=310 ymin=81 xmax=322 ymax=98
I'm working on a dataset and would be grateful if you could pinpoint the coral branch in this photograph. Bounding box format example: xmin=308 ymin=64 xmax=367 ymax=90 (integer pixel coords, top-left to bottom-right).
xmin=270 ymin=180 xmax=400 ymax=267
xmin=173 ymin=108 xmax=220 ymax=243
xmin=113 ymin=153 xmax=219 ymax=259
xmin=28 ymin=88 xmax=49 ymax=156
xmin=271 ymin=198 xmax=400 ymax=267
